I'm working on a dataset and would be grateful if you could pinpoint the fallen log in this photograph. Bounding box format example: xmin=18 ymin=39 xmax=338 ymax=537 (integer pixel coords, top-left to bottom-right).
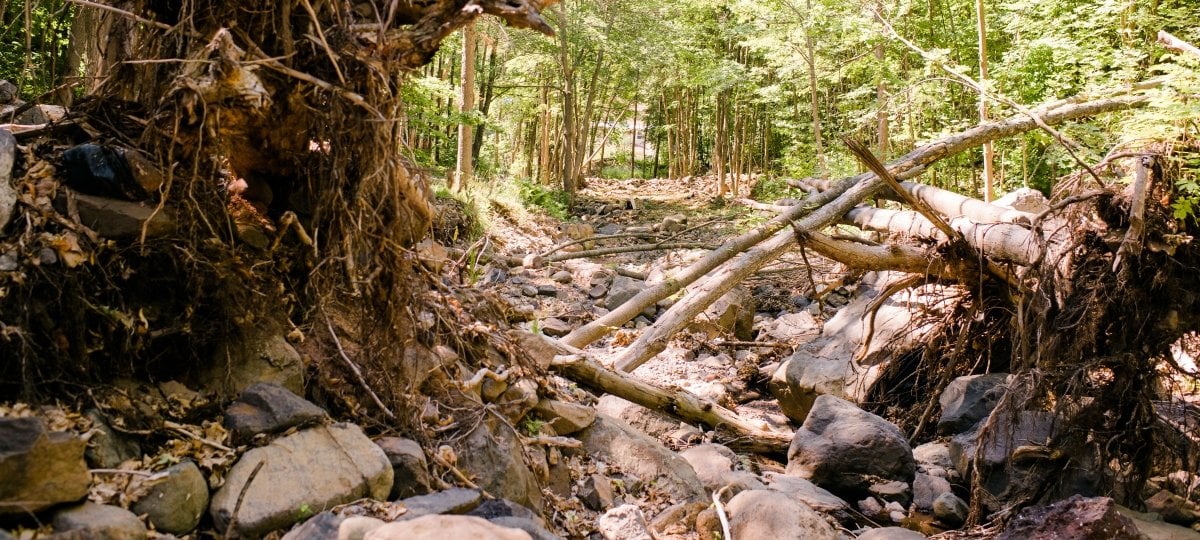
xmin=563 ymin=91 xmax=1148 ymax=353
xmin=539 ymin=338 xmax=792 ymax=454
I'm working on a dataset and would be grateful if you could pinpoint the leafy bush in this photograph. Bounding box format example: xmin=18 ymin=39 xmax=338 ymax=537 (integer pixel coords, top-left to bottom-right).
xmin=515 ymin=179 xmax=570 ymax=219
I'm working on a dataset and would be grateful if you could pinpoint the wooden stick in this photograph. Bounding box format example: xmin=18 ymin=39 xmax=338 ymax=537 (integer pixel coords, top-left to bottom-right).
xmin=325 ymin=317 xmax=397 ymax=419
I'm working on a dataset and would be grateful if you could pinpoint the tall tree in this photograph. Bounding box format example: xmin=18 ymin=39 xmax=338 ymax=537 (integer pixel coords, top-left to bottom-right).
xmin=976 ymin=0 xmax=994 ymax=201
xmin=453 ymin=21 xmax=478 ymax=191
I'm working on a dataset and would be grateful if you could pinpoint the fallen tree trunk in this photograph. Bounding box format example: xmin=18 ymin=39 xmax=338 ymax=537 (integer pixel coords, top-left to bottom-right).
xmin=846 ymin=206 xmax=1045 ymax=266
xmin=564 ymin=92 xmax=1147 ymax=352
xmin=603 ymin=92 xmax=1148 ymax=372
xmin=539 ymin=338 xmax=792 ymax=454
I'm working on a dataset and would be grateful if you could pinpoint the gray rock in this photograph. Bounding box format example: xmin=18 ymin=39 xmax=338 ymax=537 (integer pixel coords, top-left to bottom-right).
xmin=770 ymin=272 xmax=935 ymax=422
xmin=578 ymin=414 xmax=705 ymax=502
xmin=0 ymin=129 xmax=15 ymax=230
xmin=933 ymin=493 xmax=969 ymax=527
xmin=580 ymin=474 xmax=615 ymax=510
xmin=83 ymin=409 xmax=141 ymax=469
xmin=533 ymin=399 xmax=595 ymax=435
xmin=540 ymin=317 xmax=571 ymax=338
xmin=597 ymin=504 xmax=653 ymax=540
xmin=203 ymin=330 xmax=305 ymax=399
xmin=763 ymin=311 xmax=822 ymax=342
xmin=365 ymin=515 xmax=531 ymax=540
xmin=913 ymin=473 xmax=953 ymax=513
xmin=281 ymin=512 xmax=341 ymax=540
xmin=689 ymin=286 xmax=755 ymax=340
xmin=786 ymin=395 xmax=915 ymax=498
xmin=868 ymin=480 xmax=911 ymax=505
xmin=1147 ymin=489 xmax=1200 ymax=524
xmin=551 ymin=270 xmax=573 ymax=283
xmin=489 ymin=517 xmax=557 ymax=540
xmin=65 ymin=191 xmax=177 ymax=239
xmin=996 ymin=495 xmax=1139 ymax=540
xmin=588 ymin=284 xmax=607 ymax=299
xmin=680 ymin=444 xmax=764 ymax=495
xmin=131 ymin=460 xmax=208 ymax=535
xmin=374 ymin=437 xmax=430 ymax=500
xmin=913 ymin=442 xmax=954 ymax=471
xmin=605 ymin=276 xmax=643 ymax=310
xmin=521 ymin=285 xmax=538 ymax=297
xmin=859 ymin=497 xmax=885 ymax=516
xmin=857 ymin=526 xmax=928 ymax=540
xmin=0 ymin=417 xmax=90 ymax=516
xmin=947 ymin=410 xmax=1091 ymax=511
xmin=937 ymin=374 xmax=1010 ymax=434
xmin=496 ymin=378 xmax=539 ymax=423
xmin=397 ymin=488 xmax=482 ymax=519
xmin=595 ymin=395 xmax=678 ymax=439
xmin=52 ymin=503 xmax=147 ymax=540
xmin=456 ymin=416 xmax=543 ymax=510
xmin=726 ymin=489 xmax=838 ymax=540
xmin=466 ymin=498 xmax=542 ymax=522
xmin=1116 ymin=505 xmax=1200 ymax=540
xmin=224 ymin=382 xmax=327 ymax=445
xmin=210 ymin=423 xmax=393 ymax=537
xmin=536 ymin=284 xmax=558 ymax=297
xmin=0 ymin=80 xmax=15 ymax=103
xmin=762 ymin=472 xmax=852 ymax=522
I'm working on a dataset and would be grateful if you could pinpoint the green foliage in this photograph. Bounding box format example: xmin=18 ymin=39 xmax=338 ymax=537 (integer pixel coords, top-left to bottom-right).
xmin=748 ymin=175 xmax=794 ymax=202
xmin=0 ymin=1 xmax=76 ymax=100
xmin=515 ymin=179 xmax=570 ymax=219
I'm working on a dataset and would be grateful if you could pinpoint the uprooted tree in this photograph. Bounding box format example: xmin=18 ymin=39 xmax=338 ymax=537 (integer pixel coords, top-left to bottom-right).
xmin=1 ymin=0 xmax=559 ymax=424
xmin=542 ymin=82 xmax=1200 ymax=516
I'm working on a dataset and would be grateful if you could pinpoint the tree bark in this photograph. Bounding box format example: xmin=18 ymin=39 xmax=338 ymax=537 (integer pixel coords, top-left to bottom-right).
xmin=452 ymin=21 xmax=477 ymax=191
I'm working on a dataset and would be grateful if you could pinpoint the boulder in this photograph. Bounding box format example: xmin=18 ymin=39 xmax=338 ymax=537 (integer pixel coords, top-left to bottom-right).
xmin=374 ymin=437 xmax=431 ymax=500
xmin=912 ymin=473 xmax=953 ymax=513
xmin=605 ymin=276 xmax=643 ymax=310
xmin=680 ymin=444 xmax=764 ymax=494
xmin=0 ymin=128 xmax=15 ymax=230
xmin=209 ymin=423 xmax=393 ymax=537
xmin=365 ymin=515 xmax=531 ymax=540
xmin=578 ymin=414 xmax=705 ymax=502
xmin=761 ymin=472 xmax=852 ymax=522
xmin=533 ymin=399 xmax=596 ymax=435
xmin=455 ymin=416 xmax=543 ymax=510
xmin=52 ymin=503 xmax=147 ymax=540
xmin=579 ymin=474 xmax=615 ymax=510
xmin=496 ymin=378 xmax=539 ymax=423
xmin=786 ymin=395 xmax=915 ymax=498
xmin=596 ymin=504 xmax=653 ymax=540
xmin=488 ymin=517 xmax=557 ymax=540
xmin=689 ymin=286 xmax=755 ymax=340
xmin=1116 ymin=505 xmax=1200 ymax=540
xmin=856 ymin=527 xmax=928 ymax=540
xmin=223 ymin=382 xmax=327 ymax=445
xmin=595 ymin=395 xmax=678 ymax=438
xmin=282 ymin=513 xmax=386 ymax=540
xmin=937 ymin=374 xmax=1010 ymax=434
xmin=996 ymin=495 xmax=1140 ymax=540
xmin=912 ymin=442 xmax=955 ymax=471
xmin=762 ymin=311 xmax=822 ymax=343
xmin=1146 ymin=489 xmax=1200 ymax=525
xmin=396 ymin=488 xmax=482 ymax=519
xmin=0 ymin=417 xmax=90 ymax=516
xmin=948 ymin=409 xmax=1094 ymax=511
xmin=539 ymin=317 xmax=571 ymax=338
xmin=770 ymin=272 xmax=941 ymax=422
xmin=83 ymin=409 xmax=141 ymax=469
xmin=725 ymin=489 xmax=838 ymax=540
xmin=933 ymin=493 xmax=968 ymax=527
xmin=203 ymin=329 xmax=305 ymax=399
xmin=131 ymin=460 xmax=209 ymax=535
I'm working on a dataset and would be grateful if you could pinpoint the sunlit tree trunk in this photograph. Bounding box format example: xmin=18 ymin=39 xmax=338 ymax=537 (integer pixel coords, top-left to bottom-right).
xmin=976 ymin=0 xmax=996 ymax=201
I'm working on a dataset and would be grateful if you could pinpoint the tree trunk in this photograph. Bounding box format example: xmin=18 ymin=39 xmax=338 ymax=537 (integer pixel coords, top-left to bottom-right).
xmin=976 ymin=0 xmax=995 ymax=201
xmin=452 ymin=21 xmax=477 ymax=191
